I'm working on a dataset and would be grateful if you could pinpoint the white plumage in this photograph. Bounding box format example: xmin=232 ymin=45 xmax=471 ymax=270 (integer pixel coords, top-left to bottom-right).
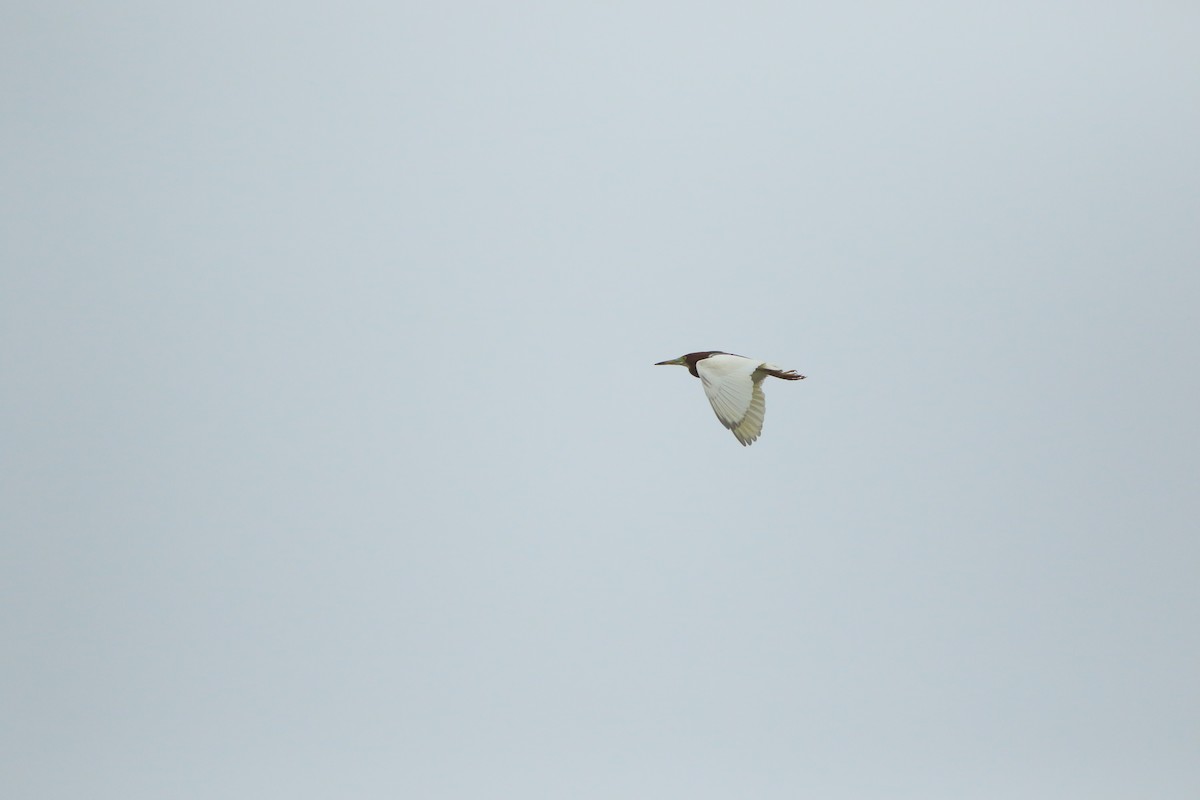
xmin=655 ymin=351 xmax=806 ymax=446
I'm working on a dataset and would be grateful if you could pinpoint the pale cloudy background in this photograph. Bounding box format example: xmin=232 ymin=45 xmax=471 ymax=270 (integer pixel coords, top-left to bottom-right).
xmin=3 ymin=2 xmax=1199 ymax=798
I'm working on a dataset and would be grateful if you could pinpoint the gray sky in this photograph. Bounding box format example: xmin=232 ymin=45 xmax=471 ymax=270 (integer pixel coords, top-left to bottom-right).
xmin=4 ymin=2 xmax=1199 ymax=798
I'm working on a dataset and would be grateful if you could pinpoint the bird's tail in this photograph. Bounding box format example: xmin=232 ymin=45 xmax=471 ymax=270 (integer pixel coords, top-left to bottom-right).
xmin=763 ymin=367 xmax=806 ymax=380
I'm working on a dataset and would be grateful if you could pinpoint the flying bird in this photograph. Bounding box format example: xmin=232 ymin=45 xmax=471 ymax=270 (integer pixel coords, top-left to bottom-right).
xmin=655 ymin=351 xmax=805 ymax=446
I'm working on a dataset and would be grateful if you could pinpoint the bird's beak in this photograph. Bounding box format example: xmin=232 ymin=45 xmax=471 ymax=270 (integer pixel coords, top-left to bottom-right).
xmin=654 ymin=356 xmax=686 ymax=366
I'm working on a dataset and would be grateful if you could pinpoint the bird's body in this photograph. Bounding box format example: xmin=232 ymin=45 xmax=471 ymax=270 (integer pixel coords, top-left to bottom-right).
xmin=655 ymin=351 xmax=805 ymax=446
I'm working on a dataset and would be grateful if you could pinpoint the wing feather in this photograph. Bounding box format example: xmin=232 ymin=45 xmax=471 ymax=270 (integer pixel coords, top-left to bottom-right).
xmin=696 ymin=355 xmax=766 ymax=445
xmin=731 ymin=381 xmax=766 ymax=445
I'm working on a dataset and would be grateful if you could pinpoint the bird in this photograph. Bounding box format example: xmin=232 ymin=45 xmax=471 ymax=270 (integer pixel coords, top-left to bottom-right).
xmin=655 ymin=351 xmax=805 ymax=446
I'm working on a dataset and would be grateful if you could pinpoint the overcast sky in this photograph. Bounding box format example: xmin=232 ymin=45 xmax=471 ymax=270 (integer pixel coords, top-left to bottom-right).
xmin=4 ymin=2 xmax=1199 ymax=798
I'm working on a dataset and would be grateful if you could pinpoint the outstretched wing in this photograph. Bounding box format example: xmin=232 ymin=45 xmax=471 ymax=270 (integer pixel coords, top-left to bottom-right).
xmin=696 ymin=354 xmax=767 ymax=446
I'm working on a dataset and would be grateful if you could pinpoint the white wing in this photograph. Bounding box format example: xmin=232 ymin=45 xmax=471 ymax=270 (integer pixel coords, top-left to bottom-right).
xmin=696 ymin=354 xmax=768 ymax=445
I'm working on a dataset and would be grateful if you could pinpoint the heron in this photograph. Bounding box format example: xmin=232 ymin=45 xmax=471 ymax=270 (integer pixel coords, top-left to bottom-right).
xmin=655 ymin=351 xmax=805 ymax=446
